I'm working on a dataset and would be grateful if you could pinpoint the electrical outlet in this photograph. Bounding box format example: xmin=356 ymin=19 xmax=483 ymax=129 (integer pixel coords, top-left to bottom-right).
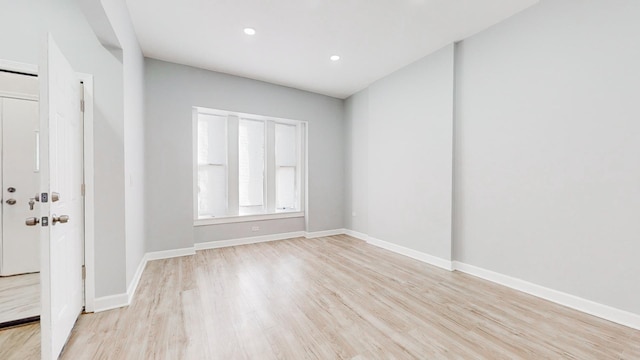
xmin=251 ymin=226 xmax=260 ymax=232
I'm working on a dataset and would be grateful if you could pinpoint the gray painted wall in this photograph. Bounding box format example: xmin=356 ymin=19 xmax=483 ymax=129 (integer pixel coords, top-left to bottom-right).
xmin=345 ymin=45 xmax=454 ymax=260
xmin=0 ymin=1 xmax=39 ymax=62
xmin=145 ymin=59 xmax=344 ymax=251
xmin=454 ymin=0 xmax=640 ymax=314
xmin=100 ymin=0 xmax=147 ymax=289
xmin=343 ymin=89 xmax=369 ymax=233
xmin=5 ymin=0 xmax=636 ymax=320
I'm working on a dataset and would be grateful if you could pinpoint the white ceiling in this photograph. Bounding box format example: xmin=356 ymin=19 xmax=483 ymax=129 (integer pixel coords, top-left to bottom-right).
xmin=126 ymin=0 xmax=538 ymax=99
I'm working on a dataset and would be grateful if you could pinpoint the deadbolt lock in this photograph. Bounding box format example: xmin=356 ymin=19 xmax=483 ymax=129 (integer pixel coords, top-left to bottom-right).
xmin=25 ymin=217 xmax=40 ymax=226
xmin=51 ymin=192 xmax=60 ymax=202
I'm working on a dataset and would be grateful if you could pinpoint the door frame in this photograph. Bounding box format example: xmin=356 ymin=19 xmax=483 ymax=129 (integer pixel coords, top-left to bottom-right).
xmin=0 ymin=59 xmax=96 ymax=312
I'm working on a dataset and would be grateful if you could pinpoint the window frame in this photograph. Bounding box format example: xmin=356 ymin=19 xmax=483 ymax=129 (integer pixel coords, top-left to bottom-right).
xmin=192 ymin=106 xmax=307 ymax=226
xmin=237 ymin=117 xmax=266 ymax=213
xmin=195 ymin=112 xmax=228 ymax=218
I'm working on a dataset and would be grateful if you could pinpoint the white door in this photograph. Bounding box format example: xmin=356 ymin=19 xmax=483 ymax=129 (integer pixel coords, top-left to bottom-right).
xmin=39 ymin=34 xmax=84 ymax=360
xmin=1 ymin=93 xmax=40 ymax=276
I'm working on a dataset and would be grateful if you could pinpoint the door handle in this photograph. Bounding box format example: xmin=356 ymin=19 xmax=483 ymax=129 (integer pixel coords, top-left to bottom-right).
xmin=25 ymin=217 xmax=40 ymax=226
xmin=6 ymin=199 xmax=16 ymax=205
xmin=52 ymin=214 xmax=69 ymax=225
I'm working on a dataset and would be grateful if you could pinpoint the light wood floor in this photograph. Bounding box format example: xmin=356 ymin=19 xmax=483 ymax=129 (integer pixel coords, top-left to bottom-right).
xmin=1 ymin=235 xmax=639 ymax=359
xmin=0 ymin=272 xmax=39 ymax=325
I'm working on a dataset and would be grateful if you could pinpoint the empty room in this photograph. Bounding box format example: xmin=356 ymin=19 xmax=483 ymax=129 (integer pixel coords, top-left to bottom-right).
xmin=0 ymin=0 xmax=639 ymax=358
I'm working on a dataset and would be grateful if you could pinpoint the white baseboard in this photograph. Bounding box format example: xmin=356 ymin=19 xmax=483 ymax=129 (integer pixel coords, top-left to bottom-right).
xmin=343 ymin=229 xmax=369 ymax=241
xmin=96 ymin=228 xmax=640 ymax=331
xmin=99 ymin=231 xmax=345 ymax=312
xmin=145 ymin=247 xmax=196 ymax=261
xmin=195 ymin=228 xmax=352 ymax=249
xmin=195 ymin=231 xmax=306 ymax=250
xmin=344 ymin=229 xmax=454 ymax=271
xmin=93 ymin=293 xmax=128 ymax=312
xmin=126 ymin=255 xmax=148 ymax=305
xmin=195 ymin=229 xmax=356 ymax=250
xmin=348 ymin=228 xmax=640 ymax=330
xmin=364 ymin=235 xmax=453 ymax=271
xmin=453 ymin=261 xmax=640 ymax=331
xmin=94 ymin=247 xmax=195 ymax=313
xmin=305 ymin=229 xmax=346 ymax=238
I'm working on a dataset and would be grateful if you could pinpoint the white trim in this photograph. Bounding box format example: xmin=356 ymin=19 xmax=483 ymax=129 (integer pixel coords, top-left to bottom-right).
xmin=93 ymin=293 xmax=129 ymax=312
xmin=194 ymin=106 xmax=308 ymax=126
xmin=195 ymin=231 xmax=305 ymax=250
xmin=194 ymin=228 xmax=348 ymax=250
xmin=101 ymin=226 xmax=640 ymax=332
xmin=452 ymin=261 xmax=640 ymax=331
xmin=78 ymin=72 xmax=95 ymax=313
xmin=0 ymin=59 xmax=38 ymax=75
xmin=94 ymin=248 xmax=194 ymax=313
xmin=305 ymin=229 xmax=346 ymax=239
xmin=0 ymin=90 xmax=38 ymax=101
xmin=194 ymin=211 xmax=304 ymax=226
xmin=112 ymin=229 xmax=346 ymax=313
xmin=126 ymin=254 xmax=148 ymax=305
xmin=303 ymin=123 xmax=309 ymax=233
xmin=0 ymin=60 xmax=96 ymax=314
xmin=365 ymin=235 xmax=453 ymax=271
xmin=145 ymin=247 xmax=196 ymax=261
xmin=343 ymin=229 xmax=370 ymax=241
xmin=193 ymin=106 xmax=308 ymax=226
xmin=346 ymin=229 xmax=640 ymax=329
xmin=102 ymin=230 xmax=343 ymax=312
xmin=191 ymin=108 xmax=199 ymax=226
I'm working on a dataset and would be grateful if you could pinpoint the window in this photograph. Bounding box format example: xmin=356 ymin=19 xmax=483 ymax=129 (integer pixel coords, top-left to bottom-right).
xmin=196 ymin=114 xmax=227 ymax=218
xmin=194 ymin=107 xmax=306 ymax=224
xmin=275 ymin=123 xmax=298 ymax=210
xmin=238 ymin=119 xmax=265 ymax=214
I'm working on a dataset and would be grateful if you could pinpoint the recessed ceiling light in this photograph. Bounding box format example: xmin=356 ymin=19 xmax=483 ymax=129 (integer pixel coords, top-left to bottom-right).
xmin=244 ymin=28 xmax=256 ymax=36
xmin=330 ymin=55 xmax=340 ymax=61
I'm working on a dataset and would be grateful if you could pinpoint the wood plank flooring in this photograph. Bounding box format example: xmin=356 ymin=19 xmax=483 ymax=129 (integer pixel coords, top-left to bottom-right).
xmin=1 ymin=235 xmax=639 ymax=359
xmin=0 ymin=272 xmax=39 ymax=324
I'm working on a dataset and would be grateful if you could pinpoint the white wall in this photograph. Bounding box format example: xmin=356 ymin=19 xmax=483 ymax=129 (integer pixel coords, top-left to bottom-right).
xmin=454 ymin=0 xmax=640 ymax=314
xmin=345 ymin=44 xmax=454 ymax=261
xmin=145 ymin=58 xmax=344 ymax=251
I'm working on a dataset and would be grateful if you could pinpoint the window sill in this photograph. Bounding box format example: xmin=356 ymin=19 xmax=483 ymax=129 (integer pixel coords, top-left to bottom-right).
xmin=194 ymin=211 xmax=304 ymax=226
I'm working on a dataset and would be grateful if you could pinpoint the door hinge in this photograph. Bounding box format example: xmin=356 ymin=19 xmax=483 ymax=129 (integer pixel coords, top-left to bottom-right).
xmin=80 ymin=99 xmax=85 ymax=113
xmin=81 ymin=184 xmax=85 ymax=196
xmin=82 ymin=266 xmax=86 ymax=280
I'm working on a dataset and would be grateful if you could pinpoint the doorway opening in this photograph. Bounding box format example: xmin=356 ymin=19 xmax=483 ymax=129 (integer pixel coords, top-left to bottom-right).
xmin=0 ymin=69 xmax=41 ymax=328
xmin=0 ymin=57 xmax=95 ymax=343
